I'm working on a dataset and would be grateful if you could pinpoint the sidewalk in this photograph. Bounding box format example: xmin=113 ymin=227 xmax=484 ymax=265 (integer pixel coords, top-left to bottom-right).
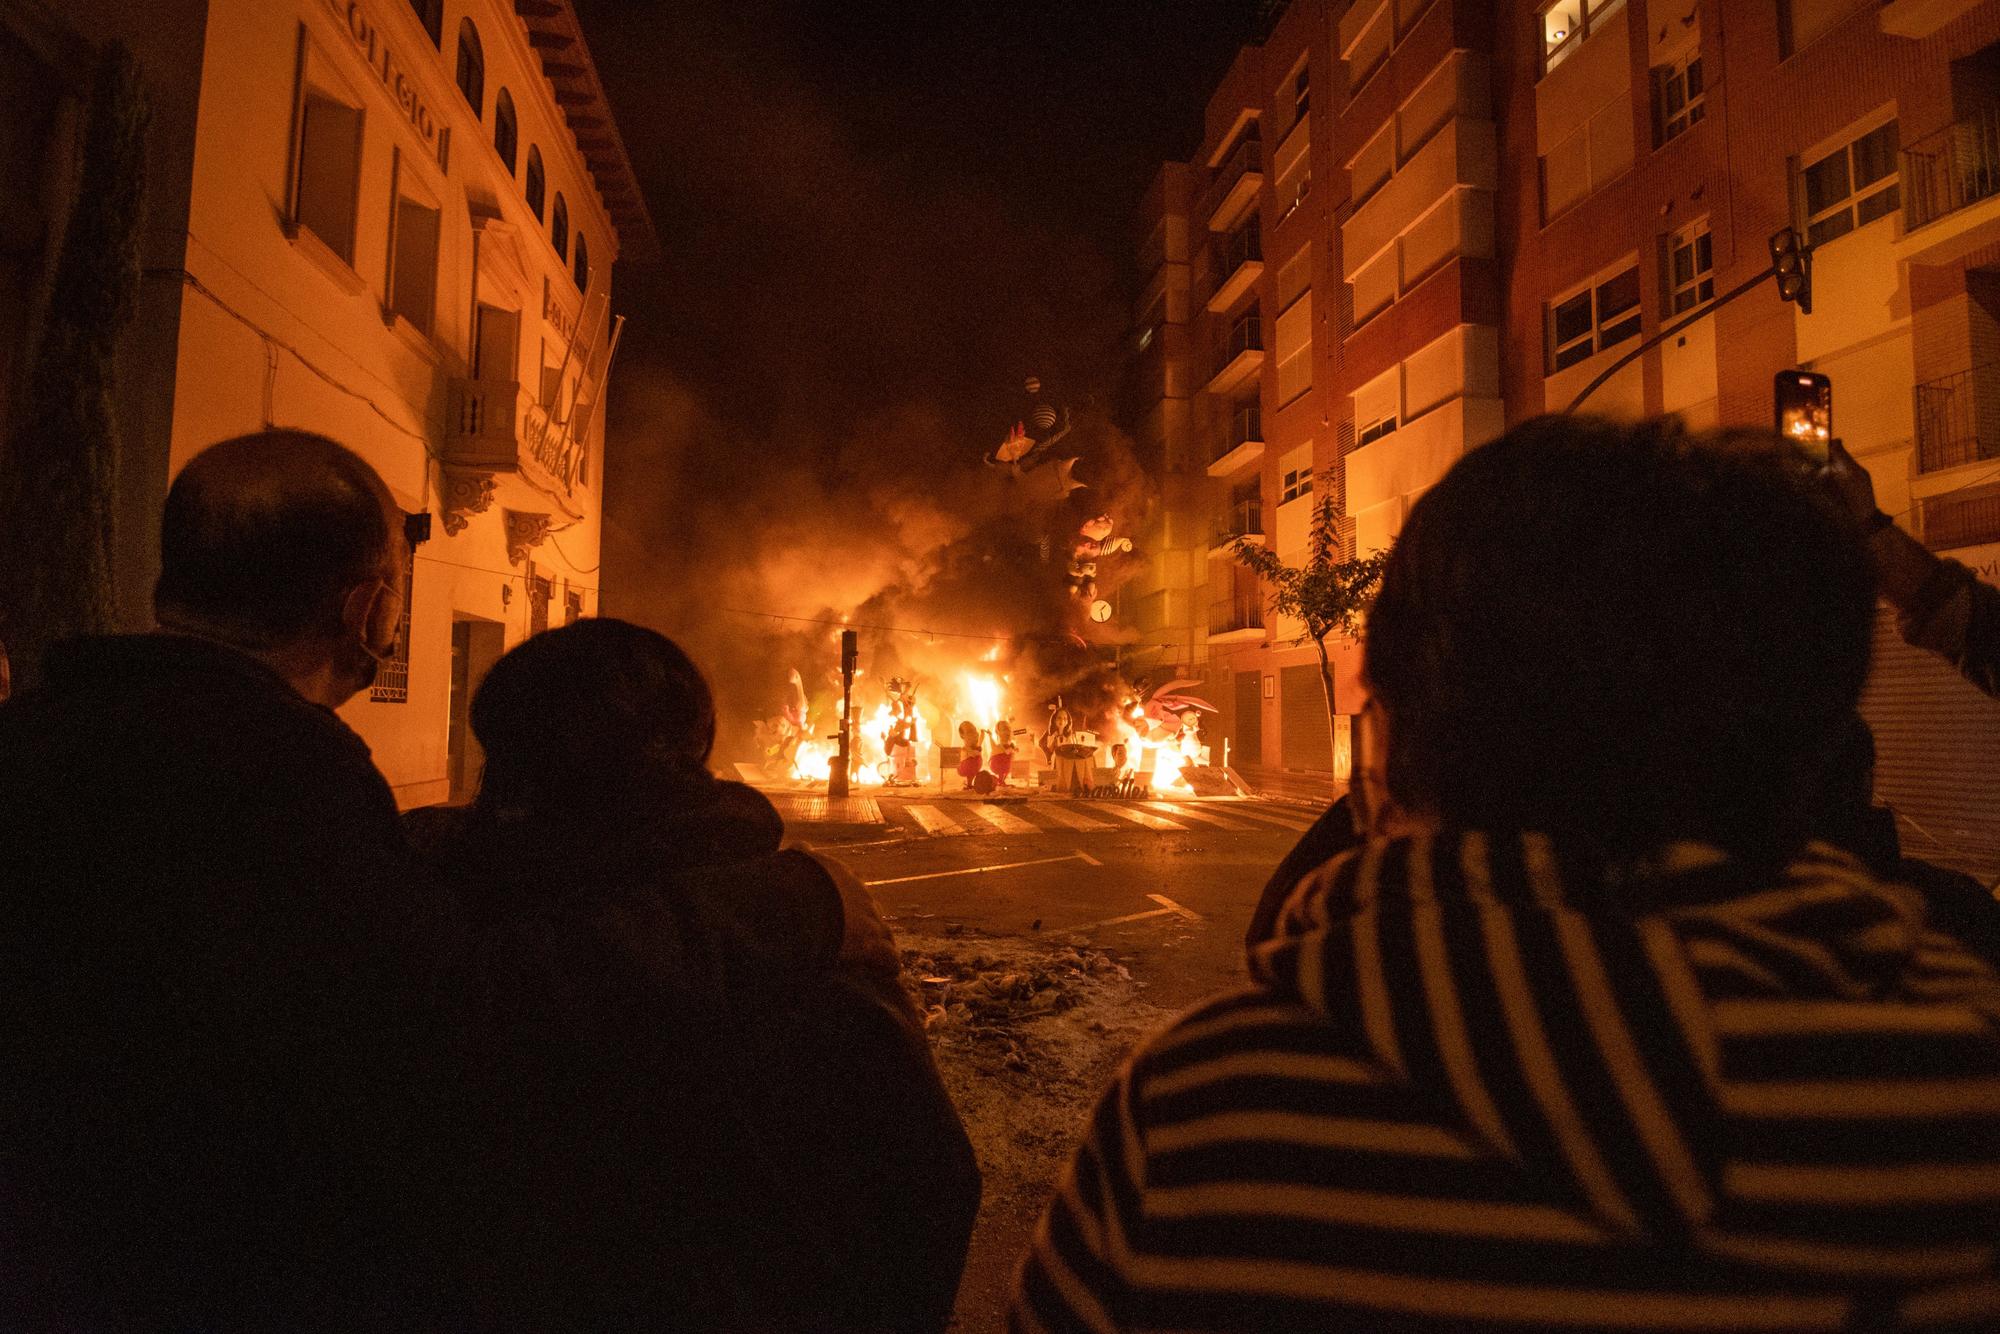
xmin=1232 ymin=766 xmax=1343 ymax=812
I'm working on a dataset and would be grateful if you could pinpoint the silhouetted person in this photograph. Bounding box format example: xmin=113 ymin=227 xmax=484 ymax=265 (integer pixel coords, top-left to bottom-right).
xmin=0 ymin=431 xmax=455 ymax=1329
xmin=1015 ymin=417 xmax=2000 ymax=1332
xmin=410 ymin=619 xmax=980 ymax=1333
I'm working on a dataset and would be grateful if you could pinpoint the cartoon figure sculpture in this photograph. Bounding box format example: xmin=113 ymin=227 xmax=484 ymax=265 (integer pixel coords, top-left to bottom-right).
xmin=760 ymin=668 xmax=811 ymax=773
xmin=883 ymin=677 xmax=920 ymax=785
xmin=985 ymin=374 xmax=1073 ymax=473
xmin=956 ymin=720 xmax=986 ymax=791
xmin=990 ymin=718 xmax=1017 ymax=787
xmin=1042 ymin=696 xmax=1096 ymax=795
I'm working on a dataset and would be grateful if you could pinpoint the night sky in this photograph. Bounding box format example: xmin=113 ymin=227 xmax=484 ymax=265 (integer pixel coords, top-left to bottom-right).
xmin=574 ymin=0 xmax=1258 ymax=745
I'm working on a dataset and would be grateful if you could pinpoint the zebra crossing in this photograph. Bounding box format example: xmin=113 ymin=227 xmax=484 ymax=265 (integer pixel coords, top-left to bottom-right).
xmin=769 ymin=791 xmax=1319 ymax=839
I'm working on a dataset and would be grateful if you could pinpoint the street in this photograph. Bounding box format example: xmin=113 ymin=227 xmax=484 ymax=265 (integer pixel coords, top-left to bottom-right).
xmin=772 ymin=788 xmax=1324 ymax=1331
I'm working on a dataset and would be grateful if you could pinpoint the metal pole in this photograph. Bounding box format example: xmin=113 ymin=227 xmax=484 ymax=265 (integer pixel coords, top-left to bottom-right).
xmin=1564 ymin=262 xmax=1780 ymax=415
xmin=829 ymin=628 xmax=857 ymax=798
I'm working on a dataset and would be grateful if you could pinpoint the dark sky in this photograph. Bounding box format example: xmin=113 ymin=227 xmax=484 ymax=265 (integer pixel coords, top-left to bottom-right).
xmin=574 ymin=0 xmax=1257 ymax=448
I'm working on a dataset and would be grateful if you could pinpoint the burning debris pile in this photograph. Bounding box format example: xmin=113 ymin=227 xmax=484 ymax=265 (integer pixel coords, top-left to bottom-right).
xmin=904 ymin=935 xmax=1133 ymax=1068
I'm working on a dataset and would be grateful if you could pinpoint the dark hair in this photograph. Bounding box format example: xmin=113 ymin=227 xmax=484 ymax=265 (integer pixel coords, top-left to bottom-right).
xmin=1363 ymin=415 xmax=1873 ymax=862
xmin=155 ymin=431 xmax=395 ymax=646
xmin=471 ymin=618 xmax=717 ymax=810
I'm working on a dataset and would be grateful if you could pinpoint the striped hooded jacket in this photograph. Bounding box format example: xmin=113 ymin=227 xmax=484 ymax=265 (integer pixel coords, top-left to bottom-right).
xmin=1012 ymin=833 xmax=2000 ymax=1332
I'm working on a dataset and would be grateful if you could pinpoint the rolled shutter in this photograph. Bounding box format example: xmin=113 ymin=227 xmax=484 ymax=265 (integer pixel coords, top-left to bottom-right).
xmin=1281 ymin=663 xmax=1332 ymax=772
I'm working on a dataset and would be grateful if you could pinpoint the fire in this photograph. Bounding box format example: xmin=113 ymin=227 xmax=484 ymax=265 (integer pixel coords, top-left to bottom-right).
xmin=962 ymin=672 xmax=1004 ymax=729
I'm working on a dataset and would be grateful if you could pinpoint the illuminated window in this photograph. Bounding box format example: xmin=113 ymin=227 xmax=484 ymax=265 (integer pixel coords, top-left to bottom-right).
xmin=1663 ymin=219 xmax=1713 ymax=315
xmin=1548 ymin=264 xmax=1640 ymax=370
xmin=551 ymin=192 xmax=569 ymax=261
xmin=494 ymin=88 xmax=517 ymax=176
xmin=389 ymin=195 xmax=441 ymax=335
xmin=1281 ymin=467 xmax=1314 ymax=504
xmin=1801 ymin=119 xmax=1899 ymax=248
xmin=1652 ymin=52 xmax=1704 ymax=145
xmin=525 ymin=145 xmax=545 ymax=221
xmin=293 ymin=89 xmax=363 ymax=265
xmin=573 ymin=231 xmax=589 ymax=291
xmin=407 ymin=0 xmax=441 ymax=46
xmin=455 ymin=18 xmax=484 ymax=118
xmin=1540 ymin=0 xmax=1625 ymax=75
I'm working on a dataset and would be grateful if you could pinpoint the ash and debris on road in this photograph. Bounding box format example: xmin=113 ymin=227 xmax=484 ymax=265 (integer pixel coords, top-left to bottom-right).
xmin=895 ymin=927 xmax=1169 ymax=1332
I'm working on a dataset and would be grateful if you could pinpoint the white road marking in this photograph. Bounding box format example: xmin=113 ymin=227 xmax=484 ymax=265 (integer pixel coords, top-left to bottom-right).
xmin=863 ymin=851 xmax=1097 ymax=887
xmin=1216 ymin=803 xmax=1318 ymax=832
xmin=965 ymin=804 xmax=1039 ymax=835
xmin=1092 ymin=804 xmax=1191 ymax=833
xmin=905 ymin=804 xmax=970 ymax=836
xmin=1073 ymin=906 xmax=1179 ymax=930
xmin=1030 ymin=802 xmax=1117 ymax=830
xmin=1147 ymin=893 xmax=1205 ymax=921
xmin=1145 ymin=801 xmax=1258 ymax=831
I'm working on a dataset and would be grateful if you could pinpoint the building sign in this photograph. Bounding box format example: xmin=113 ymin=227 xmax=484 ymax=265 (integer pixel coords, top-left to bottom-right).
xmin=328 ymin=0 xmax=450 ymax=169
xmin=542 ymin=279 xmax=576 ymax=346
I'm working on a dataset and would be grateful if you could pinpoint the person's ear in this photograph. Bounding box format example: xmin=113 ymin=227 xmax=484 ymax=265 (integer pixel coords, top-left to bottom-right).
xmin=341 ymin=576 xmax=401 ymax=658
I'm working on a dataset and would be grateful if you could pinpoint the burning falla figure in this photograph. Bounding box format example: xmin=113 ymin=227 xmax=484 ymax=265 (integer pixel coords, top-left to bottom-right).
xmin=754 ymin=669 xmax=811 ymax=775
xmin=882 ymin=677 xmax=920 ymax=786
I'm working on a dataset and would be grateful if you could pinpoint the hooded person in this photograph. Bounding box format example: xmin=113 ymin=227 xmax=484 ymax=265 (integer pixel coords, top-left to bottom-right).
xmin=409 ymin=618 xmax=979 ymax=1332
xmin=1014 ymin=417 xmax=2000 ymax=1332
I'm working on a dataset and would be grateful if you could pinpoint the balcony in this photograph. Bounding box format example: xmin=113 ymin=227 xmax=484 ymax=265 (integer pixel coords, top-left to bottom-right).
xmin=1916 ymin=364 xmax=2000 ymax=475
xmin=1208 ymin=499 xmax=1265 ymax=557
xmin=1207 ymin=404 xmax=1265 ymax=477
xmin=444 ymin=378 xmax=586 ymax=519
xmin=1205 ymin=311 xmax=1264 ymax=397
xmin=1206 ymin=220 xmax=1264 ymax=314
xmin=1208 ymin=591 xmax=1265 ymax=642
xmin=1899 ymin=108 xmax=2000 ymax=264
xmin=1922 ymin=484 xmax=2000 ymax=551
xmin=1206 ymin=136 xmax=1263 ymax=233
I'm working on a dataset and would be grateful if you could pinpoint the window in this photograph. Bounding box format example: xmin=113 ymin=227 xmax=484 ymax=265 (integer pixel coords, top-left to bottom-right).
xmin=494 ymin=88 xmax=517 ymax=176
xmin=1802 ymin=120 xmax=1899 ymax=247
xmin=1293 ymin=65 xmax=1310 ymax=123
xmin=1652 ymin=53 xmax=1704 ymax=145
xmin=369 ymin=542 xmax=414 ymax=703
xmin=1540 ymin=0 xmax=1625 ymax=74
xmin=294 ymin=89 xmax=364 ymax=265
xmin=1281 ymin=467 xmax=1314 ymax=504
xmin=1276 ymin=291 xmax=1313 ymax=405
xmin=525 ymin=146 xmax=546 ymax=221
xmin=1548 ymin=264 xmax=1641 ymax=370
xmin=389 ymin=195 xmax=441 ymax=334
xmin=1359 ymin=416 xmax=1398 ymax=446
xmin=407 ymin=0 xmax=441 ymax=46
xmin=455 ymin=19 xmax=484 ymax=118
xmin=564 ymin=587 xmax=583 ymax=625
xmin=1663 ymin=220 xmax=1713 ymax=315
xmin=551 ymin=193 xmax=569 ymax=261
xmin=529 ymin=571 xmax=552 ymax=636
xmin=573 ymin=231 xmax=589 ymax=291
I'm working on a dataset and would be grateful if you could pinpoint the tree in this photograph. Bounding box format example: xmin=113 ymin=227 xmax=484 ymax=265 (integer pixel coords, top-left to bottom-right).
xmin=1233 ymin=485 xmax=1387 ymax=776
xmin=0 ymin=42 xmax=150 ymax=686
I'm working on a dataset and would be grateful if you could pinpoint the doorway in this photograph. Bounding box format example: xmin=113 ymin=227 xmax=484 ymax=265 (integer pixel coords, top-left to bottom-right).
xmin=474 ymin=303 xmax=520 ymax=384
xmin=447 ymin=616 xmax=506 ymax=803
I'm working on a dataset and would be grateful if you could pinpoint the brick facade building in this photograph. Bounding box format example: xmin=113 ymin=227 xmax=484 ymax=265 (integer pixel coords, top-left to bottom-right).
xmin=1131 ymin=0 xmax=2000 ymax=835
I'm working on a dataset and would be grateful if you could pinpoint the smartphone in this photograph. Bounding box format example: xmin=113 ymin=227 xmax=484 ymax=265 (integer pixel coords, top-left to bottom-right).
xmin=1775 ymin=370 xmax=1832 ymax=462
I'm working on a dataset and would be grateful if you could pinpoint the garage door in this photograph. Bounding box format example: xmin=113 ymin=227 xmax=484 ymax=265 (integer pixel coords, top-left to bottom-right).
xmin=1281 ymin=663 xmax=1332 ymax=772
xmin=1860 ymin=606 xmax=2000 ymax=882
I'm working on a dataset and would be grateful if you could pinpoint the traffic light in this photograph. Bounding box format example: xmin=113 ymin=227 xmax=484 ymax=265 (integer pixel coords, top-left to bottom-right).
xmin=1769 ymin=226 xmax=1812 ymax=315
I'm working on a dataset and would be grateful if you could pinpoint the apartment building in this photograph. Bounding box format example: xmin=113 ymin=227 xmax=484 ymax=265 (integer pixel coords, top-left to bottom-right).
xmin=3 ymin=0 xmax=655 ymax=806
xmin=1136 ymin=0 xmax=2000 ymax=858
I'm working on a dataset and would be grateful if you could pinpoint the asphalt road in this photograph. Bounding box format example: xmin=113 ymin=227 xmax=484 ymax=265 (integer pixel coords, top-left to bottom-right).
xmin=775 ymin=790 xmax=1323 ymax=1010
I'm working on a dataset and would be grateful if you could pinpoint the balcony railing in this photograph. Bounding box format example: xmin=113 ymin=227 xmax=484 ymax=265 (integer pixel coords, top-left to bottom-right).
xmin=1904 ymin=107 xmax=2000 ymax=231
xmin=1225 ymin=219 xmax=1262 ymax=272
xmin=1213 ymin=499 xmax=1264 ymax=548
xmin=1923 ymin=487 xmax=2000 ymax=551
xmin=1915 ymin=363 xmax=1999 ymax=474
xmin=1226 ymin=311 xmax=1263 ymax=360
xmin=1209 ymin=591 xmax=1265 ymax=636
xmin=1231 ymin=404 xmax=1262 ymax=450
xmin=447 ymin=378 xmax=582 ymax=499
xmin=1203 ymin=134 xmax=1263 ymax=227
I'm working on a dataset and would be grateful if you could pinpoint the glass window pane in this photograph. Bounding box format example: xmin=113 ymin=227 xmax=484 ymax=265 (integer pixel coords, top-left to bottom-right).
xmin=1672 ymin=244 xmax=1693 ymax=286
xmin=1596 ymin=267 xmax=1640 ymax=320
xmin=1807 ymin=208 xmax=1854 ymax=247
xmin=1600 ymin=312 xmax=1641 ymax=347
xmin=1856 ymin=182 xmax=1900 ymax=226
xmin=1554 ymin=291 xmax=1592 ymax=344
xmin=1804 ymin=150 xmax=1852 ymax=216
xmin=1852 ymin=121 xmax=1899 ymax=188
xmin=1694 ymin=232 xmax=1711 ymax=271
xmin=1555 ymin=341 xmax=1594 ymax=370
xmin=1697 ymin=276 xmax=1713 ymax=301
